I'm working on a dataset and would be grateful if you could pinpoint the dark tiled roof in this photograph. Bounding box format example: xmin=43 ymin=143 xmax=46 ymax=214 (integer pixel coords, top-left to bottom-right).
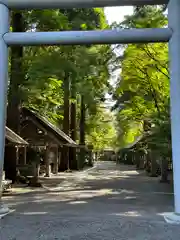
xmin=6 ymin=127 xmax=28 ymax=145
xmin=22 ymin=108 xmax=77 ymax=147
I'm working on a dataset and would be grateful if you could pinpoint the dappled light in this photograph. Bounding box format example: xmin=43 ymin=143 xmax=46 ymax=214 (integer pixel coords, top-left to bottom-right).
xmin=1 ymin=162 xmax=177 ymax=239
xmin=3 ymin=163 xmax=173 ymax=215
xmin=110 ymin=211 xmax=141 ymax=217
xmin=21 ymin=211 xmax=47 ymax=215
xmin=68 ymin=201 xmax=87 ymax=205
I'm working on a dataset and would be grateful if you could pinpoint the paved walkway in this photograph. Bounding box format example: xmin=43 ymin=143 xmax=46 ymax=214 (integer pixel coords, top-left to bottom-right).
xmin=0 ymin=162 xmax=179 ymax=240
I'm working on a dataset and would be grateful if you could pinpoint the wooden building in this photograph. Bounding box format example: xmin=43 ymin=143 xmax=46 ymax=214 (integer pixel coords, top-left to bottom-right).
xmin=20 ymin=107 xmax=77 ymax=176
xmin=4 ymin=126 xmax=29 ymax=182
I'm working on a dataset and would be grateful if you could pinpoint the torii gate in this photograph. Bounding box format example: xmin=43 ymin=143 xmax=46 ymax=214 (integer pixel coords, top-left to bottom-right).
xmin=0 ymin=0 xmax=179 ymax=222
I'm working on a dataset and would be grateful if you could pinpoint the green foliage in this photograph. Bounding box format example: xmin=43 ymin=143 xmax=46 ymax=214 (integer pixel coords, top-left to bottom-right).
xmin=86 ymin=106 xmax=116 ymax=151
xmin=9 ymin=6 xmax=171 ymax=158
xmin=8 ymin=8 xmax=117 ymax=150
xmin=113 ymin=6 xmax=170 ymax=156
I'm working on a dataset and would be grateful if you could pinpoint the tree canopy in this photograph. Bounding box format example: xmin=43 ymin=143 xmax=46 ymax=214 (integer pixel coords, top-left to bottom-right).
xmin=8 ymin=8 xmax=117 ymax=154
xmin=113 ymin=6 xmax=170 ymax=158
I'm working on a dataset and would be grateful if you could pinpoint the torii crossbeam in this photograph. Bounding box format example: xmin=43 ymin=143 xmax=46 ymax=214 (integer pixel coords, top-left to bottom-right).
xmin=0 ymin=0 xmax=180 ymax=224
xmin=0 ymin=0 xmax=169 ymax=8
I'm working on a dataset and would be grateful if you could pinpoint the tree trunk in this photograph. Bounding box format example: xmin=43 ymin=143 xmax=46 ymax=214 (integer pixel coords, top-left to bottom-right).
xmin=79 ymin=95 xmax=86 ymax=169
xmin=95 ymin=152 xmax=98 ymax=161
xmin=59 ymin=73 xmax=70 ymax=171
xmin=135 ymin=152 xmax=140 ymax=169
xmin=69 ymin=83 xmax=77 ymax=170
xmin=160 ymin=156 xmax=169 ymax=183
xmin=4 ymin=146 xmax=17 ymax=183
xmin=28 ymin=162 xmax=41 ymax=187
xmin=139 ymin=155 xmax=144 ymax=169
xmin=144 ymin=153 xmax=151 ymax=173
xmin=6 ymin=12 xmax=24 ymax=181
xmin=88 ymin=150 xmax=93 ymax=167
xmin=7 ymin=12 xmax=24 ymax=132
xmin=149 ymin=152 xmax=158 ymax=177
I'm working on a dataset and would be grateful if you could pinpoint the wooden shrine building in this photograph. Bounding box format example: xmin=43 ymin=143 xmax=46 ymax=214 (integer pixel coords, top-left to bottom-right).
xmin=4 ymin=126 xmax=29 ymax=182
xmin=20 ymin=107 xmax=77 ymax=175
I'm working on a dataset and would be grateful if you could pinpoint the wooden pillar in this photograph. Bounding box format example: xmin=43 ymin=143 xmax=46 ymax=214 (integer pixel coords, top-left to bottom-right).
xmin=53 ymin=146 xmax=59 ymax=174
xmin=45 ymin=145 xmax=51 ymax=177
xmin=58 ymin=147 xmax=61 ymax=172
xmin=24 ymin=147 xmax=27 ymax=165
xmin=16 ymin=147 xmax=19 ymax=165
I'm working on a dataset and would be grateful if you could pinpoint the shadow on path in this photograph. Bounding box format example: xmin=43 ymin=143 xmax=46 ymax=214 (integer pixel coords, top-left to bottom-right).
xmin=0 ymin=162 xmax=178 ymax=240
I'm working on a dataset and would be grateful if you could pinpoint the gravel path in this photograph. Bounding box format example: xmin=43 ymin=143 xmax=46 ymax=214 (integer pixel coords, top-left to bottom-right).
xmin=0 ymin=161 xmax=179 ymax=240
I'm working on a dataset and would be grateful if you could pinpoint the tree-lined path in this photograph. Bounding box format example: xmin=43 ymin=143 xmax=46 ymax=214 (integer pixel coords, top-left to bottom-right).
xmin=0 ymin=161 xmax=179 ymax=240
